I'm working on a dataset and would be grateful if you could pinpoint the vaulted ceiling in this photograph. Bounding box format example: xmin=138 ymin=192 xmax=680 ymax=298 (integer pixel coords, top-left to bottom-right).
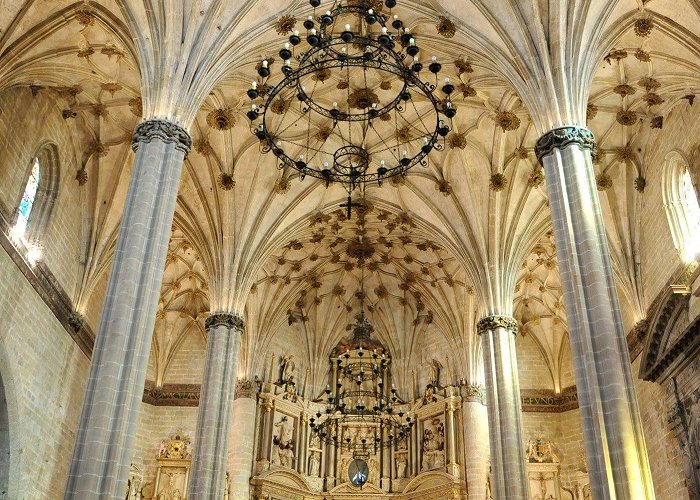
xmin=1 ymin=0 xmax=699 ymax=391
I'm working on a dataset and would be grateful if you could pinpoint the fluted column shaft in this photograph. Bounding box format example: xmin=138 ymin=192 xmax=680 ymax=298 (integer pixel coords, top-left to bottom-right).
xmin=227 ymin=379 xmax=257 ymax=500
xmin=65 ymin=120 xmax=191 ymax=500
xmin=478 ymin=315 xmax=529 ymax=500
xmin=462 ymin=387 xmax=489 ymax=500
xmin=188 ymin=313 xmax=244 ymax=498
xmin=536 ymin=127 xmax=655 ymax=499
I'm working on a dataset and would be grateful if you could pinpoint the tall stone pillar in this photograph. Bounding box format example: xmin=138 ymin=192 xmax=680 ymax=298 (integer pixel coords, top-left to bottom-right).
xmin=478 ymin=315 xmax=529 ymax=500
xmin=462 ymin=385 xmax=489 ymax=500
xmin=536 ymin=127 xmax=655 ymax=499
xmin=188 ymin=313 xmax=244 ymax=498
xmin=64 ymin=120 xmax=191 ymax=499
xmin=227 ymin=379 xmax=257 ymax=500
xmin=445 ymin=401 xmax=459 ymax=475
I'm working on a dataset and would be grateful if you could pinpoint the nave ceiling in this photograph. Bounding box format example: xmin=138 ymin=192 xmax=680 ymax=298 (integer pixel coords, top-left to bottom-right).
xmin=1 ymin=0 xmax=699 ymax=393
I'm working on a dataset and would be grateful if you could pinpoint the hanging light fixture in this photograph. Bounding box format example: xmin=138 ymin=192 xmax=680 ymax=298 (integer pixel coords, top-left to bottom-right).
xmin=247 ymin=0 xmax=454 ymax=216
xmin=307 ymin=224 xmax=413 ymax=466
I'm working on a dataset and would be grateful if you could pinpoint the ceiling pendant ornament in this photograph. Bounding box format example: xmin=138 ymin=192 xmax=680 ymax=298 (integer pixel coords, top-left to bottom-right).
xmin=247 ymin=0 xmax=455 ymax=216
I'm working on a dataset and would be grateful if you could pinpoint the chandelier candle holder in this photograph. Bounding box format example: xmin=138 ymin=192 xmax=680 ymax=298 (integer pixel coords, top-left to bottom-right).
xmin=309 ymin=312 xmax=414 ymax=457
xmin=247 ymin=0 xmax=454 ymax=215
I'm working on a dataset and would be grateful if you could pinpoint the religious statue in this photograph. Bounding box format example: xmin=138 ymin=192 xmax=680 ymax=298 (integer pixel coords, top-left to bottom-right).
xmin=282 ymin=376 xmax=297 ymax=402
xmin=396 ymin=455 xmax=407 ymax=479
xmin=272 ymin=416 xmax=294 ymax=468
xmin=421 ymin=418 xmax=445 ymax=471
xmin=280 ymin=354 xmax=296 ymax=384
xmin=427 ymin=359 xmax=441 ymax=387
xmin=423 ymin=383 xmax=437 ymax=404
xmin=309 ymin=451 xmax=320 ymax=477
xmin=339 ymin=457 xmax=350 ymax=483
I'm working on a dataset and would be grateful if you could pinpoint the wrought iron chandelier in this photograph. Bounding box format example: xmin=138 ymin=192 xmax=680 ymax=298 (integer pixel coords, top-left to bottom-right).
xmin=307 ymin=237 xmax=413 ymax=456
xmin=247 ymin=0 xmax=454 ymax=215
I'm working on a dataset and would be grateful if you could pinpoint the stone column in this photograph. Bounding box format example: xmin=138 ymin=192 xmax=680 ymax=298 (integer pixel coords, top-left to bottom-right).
xmin=445 ymin=401 xmax=459 ymax=475
xmin=478 ymin=315 xmax=529 ymax=500
xmin=64 ymin=120 xmax=191 ymax=499
xmin=462 ymin=385 xmax=489 ymax=500
xmin=227 ymin=379 xmax=257 ymax=500
xmin=188 ymin=313 xmax=244 ymax=498
xmin=536 ymin=127 xmax=655 ymax=499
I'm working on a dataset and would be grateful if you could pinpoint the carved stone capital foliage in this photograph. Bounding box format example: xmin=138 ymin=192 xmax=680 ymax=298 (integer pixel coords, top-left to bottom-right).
xmin=235 ymin=378 xmax=256 ymax=399
xmin=535 ymin=126 xmax=597 ymax=163
xmin=463 ymin=384 xmax=486 ymax=404
xmin=476 ymin=315 xmax=518 ymax=335
xmin=131 ymin=119 xmax=193 ymax=155
xmin=205 ymin=312 xmax=245 ymax=331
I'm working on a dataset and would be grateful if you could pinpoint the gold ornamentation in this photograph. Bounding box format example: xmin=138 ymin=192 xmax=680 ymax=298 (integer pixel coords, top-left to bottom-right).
xmin=100 ymin=82 xmax=122 ymax=96
xmin=614 ymin=146 xmax=634 ymax=162
xmin=616 ymin=109 xmax=637 ymax=126
xmin=489 ymin=173 xmax=508 ymax=191
xmin=607 ymin=49 xmax=628 ymax=62
xmin=643 ymin=92 xmax=664 ymax=106
xmin=494 ymin=111 xmax=520 ymax=131
xmin=194 ymin=139 xmax=213 ymax=156
xmin=75 ymin=10 xmax=95 ymax=26
xmin=157 ymin=433 xmax=192 ymax=459
xmin=75 ymin=168 xmax=88 ymax=186
xmin=613 ymin=84 xmax=636 ymax=97
xmin=337 ymin=80 xmax=349 ymax=90
xmin=218 ymin=173 xmax=235 ymax=190
xmin=455 ymin=58 xmax=473 ymax=75
xmin=270 ymin=98 xmax=289 ymax=115
xmin=528 ymin=167 xmax=545 ymax=187
xmin=313 ymin=68 xmax=332 ymax=82
xmin=514 ymin=147 xmax=528 ymax=159
xmin=380 ymin=80 xmax=392 ymax=90
xmin=596 ymin=172 xmax=613 ymax=191
xmin=207 ymin=108 xmax=236 ymax=130
xmin=634 ymin=176 xmax=647 ymax=192
xmin=77 ymin=47 xmax=94 ymax=58
xmin=635 ymin=48 xmax=651 ymax=62
xmin=436 ymin=16 xmax=456 ymax=38
xmin=275 ymin=176 xmax=291 ymax=193
xmin=348 ymin=88 xmax=380 ymax=110
xmin=275 ymin=15 xmax=297 ymax=35
xmin=396 ymin=126 xmax=412 ymax=142
xmin=634 ymin=16 xmax=654 ymax=38
xmin=650 ymin=116 xmax=663 ymax=129
xmin=458 ymin=83 xmax=476 ymax=98
xmin=101 ymin=45 xmax=125 ymax=58
xmin=128 ymin=97 xmax=142 ymax=116
xmin=435 ymin=179 xmax=452 ymax=195
xmin=586 ymin=103 xmax=598 ymax=121
xmin=447 ymin=132 xmax=467 ymax=149
xmin=88 ymin=142 xmax=109 ymax=157
xmin=55 ymin=85 xmax=82 ymax=98
xmin=639 ymin=77 xmax=661 ymax=91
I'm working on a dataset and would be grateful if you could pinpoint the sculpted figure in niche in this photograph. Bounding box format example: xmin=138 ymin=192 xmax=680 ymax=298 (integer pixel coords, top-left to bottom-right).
xmin=309 ymin=451 xmax=320 ymax=477
xmin=427 ymin=359 xmax=441 ymax=387
xmin=421 ymin=418 xmax=445 ymax=471
xmin=395 ymin=455 xmax=407 ymax=479
xmin=368 ymin=457 xmax=379 ymax=484
xmin=339 ymin=457 xmax=350 ymax=483
xmin=280 ymin=354 xmax=296 ymax=383
xmin=272 ymin=416 xmax=294 ymax=468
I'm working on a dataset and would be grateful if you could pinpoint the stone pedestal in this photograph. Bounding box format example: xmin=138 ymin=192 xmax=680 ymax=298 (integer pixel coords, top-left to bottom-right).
xmin=64 ymin=120 xmax=191 ymax=499
xmin=478 ymin=315 xmax=529 ymax=500
xmin=536 ymin=127 xmax=655 ymax=499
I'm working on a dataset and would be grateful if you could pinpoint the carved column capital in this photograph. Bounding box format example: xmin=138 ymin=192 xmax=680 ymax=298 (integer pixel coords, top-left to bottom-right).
xmin=205 ymin=312 xmax=244 ymax=332
xmin=476 ymin=315 xmax=518 ymax=335
xmin=234 ymin=378 xmax=256 ymax=399
xmin=131 ymin=119 xmax=192 ymax=155
xmin=535 ymin=126 xmax=597 ymax=163
xmin=463 ymin=384 xmax=486 ymax=404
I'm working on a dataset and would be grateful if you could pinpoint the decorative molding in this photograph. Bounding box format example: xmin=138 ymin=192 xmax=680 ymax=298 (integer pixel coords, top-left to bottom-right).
xmin=476 ymin=315 xmax=518 ymax=335
xmin=462 ymin=384 xmax=486 ymax=404
xmin=0 ymin=209 xmax=93 ymax=357
xmin=143 ymin=381 xmax=200 ymax=406
xmin=521 ymin=386 xmax=579 ymax=413
xmin=235 ymin=378 xmax=257 ymax=399
xmin=131 ymin=119 xmax=192 ymax=155
xmin=205 ymin=312 xmax=245 ymax=331
xmin=535 ymin=126 xmax=597 ymax=163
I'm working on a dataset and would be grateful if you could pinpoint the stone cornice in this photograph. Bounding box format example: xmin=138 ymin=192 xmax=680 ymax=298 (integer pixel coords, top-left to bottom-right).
xmin=205 ymin=312 xmax=245 ymax=331
xmin=476 ymin=315 xmax=518 ymax=335
xmin=521 ymin=386 xmax=579 ymax=413
xmin=535 ymin=126 xmax=597 ymax=163
xmin=131 ymin=119 xmax=192 ymax=155
xmin=0 ymin=209 xmax=94 ymax=357
xmin=142 ymin=381 xmax=200 ymax=406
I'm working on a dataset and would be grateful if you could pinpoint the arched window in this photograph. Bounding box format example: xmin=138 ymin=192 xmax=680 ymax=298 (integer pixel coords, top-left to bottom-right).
xmin=10 ymin=145 xmax=59 ymax=260
xmin=663 ymin=152 xmax=700 ymax=262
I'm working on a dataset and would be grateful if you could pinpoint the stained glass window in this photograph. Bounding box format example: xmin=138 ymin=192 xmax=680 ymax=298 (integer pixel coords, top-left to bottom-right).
xmin=15 ymin=157 xmax=41 ymax=238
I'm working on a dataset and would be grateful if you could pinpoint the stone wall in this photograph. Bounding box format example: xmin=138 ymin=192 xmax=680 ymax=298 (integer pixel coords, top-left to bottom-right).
xmin=0 ymin=247 xmax=89 ymax=499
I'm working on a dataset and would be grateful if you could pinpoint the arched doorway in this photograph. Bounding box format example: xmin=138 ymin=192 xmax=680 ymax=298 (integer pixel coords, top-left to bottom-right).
xmin=0 ymin=372 xmax=9 ymax=499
